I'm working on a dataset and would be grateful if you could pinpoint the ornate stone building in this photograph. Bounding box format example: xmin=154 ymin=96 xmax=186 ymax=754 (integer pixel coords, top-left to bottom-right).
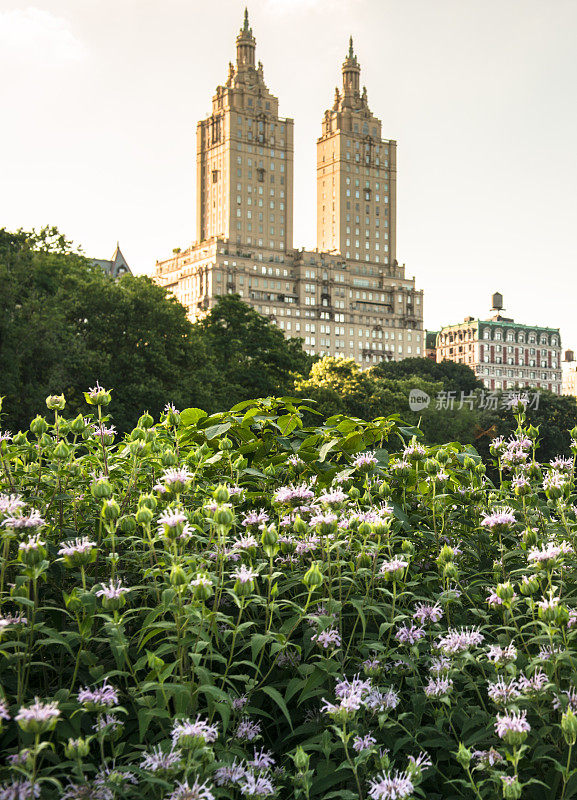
xmin=92 ymin=244 xmax=131 ymax=279
xmin=436 ymin=294 xmax=562 ymax=393
xmin=153 ymin=12 xmax=423 ymax=365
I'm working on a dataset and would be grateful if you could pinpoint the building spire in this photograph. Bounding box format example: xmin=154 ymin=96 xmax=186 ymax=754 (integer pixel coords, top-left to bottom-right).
xmin=236 ymin=6 xmax=255 ymax=69
xmin=342 ymin=36 xmax=361 ymax=98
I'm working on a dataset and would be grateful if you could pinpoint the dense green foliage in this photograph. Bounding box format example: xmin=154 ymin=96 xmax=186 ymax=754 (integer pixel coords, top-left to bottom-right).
xmin=0 ymin=229 xmax=310 ymax=434
xmin=2 ymin=391 xmax=577 ymax=798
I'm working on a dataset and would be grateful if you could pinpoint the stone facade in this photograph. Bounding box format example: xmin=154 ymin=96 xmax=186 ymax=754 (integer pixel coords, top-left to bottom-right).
xmin=153 ymin=12 xmax=423 ymax=364
xmin=436 ymin=301 xmax=562 ymax=393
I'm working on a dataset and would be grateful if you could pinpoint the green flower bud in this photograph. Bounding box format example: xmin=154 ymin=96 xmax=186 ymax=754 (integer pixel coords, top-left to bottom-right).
xmin=138 ymin=412 xmax=154 ymax=429
xmin=191 ymin=573 xmax=213 ymax=602
xmin=219 ymin=436 xmax=233 ymax=451
xmin=119 ymin=515 xmax=137 ymax=534
xmin=30 ymin=415 xmax=49 ymax=437
xmin=84 ymin=384 xmax=112 ymax=406
xmin=519 ymin=575 xmax=540 ymax=596
xmin=401 ymin=539 xmax=415 ymax=554
xmin=437 ymin=544 xmax=454 ymax=565
xmin=475 ymin=463 xmax=486 ymax=476
xmin=349 ymin=486 xmax=361 ymax=500
xmin=139 ymin=493 xmax=158 ymax=511
xmin=463 ymin=456 xmax=476 ymax=470
xmin=455 ymin=742 xmax=472 ymax=769
xmin=53 ymin=441 xmax=71 ymax=460
xmin=213 ymin=484 xmax=230 ymax=504
xmin=129 ymin=440 xmax=145 ymax=456
xmin=70 ymin=414 xmax=86 ymax=434
xmin=261 ymin=524 xmax=278 ymax=547
xmin=303 ymin=562 xmax=323 ymax=589
xmin=214 ymin=506 xmax=233 ymax=526
xmin=169 ymin=564 xmax=187 ymax=587
xmin=293 ymin=515 xmax=308 ymax=535
xmin=91 ymin=477 xmax=112 ymax=500
xmin=357 ymin=551 xmax=372 ymax=569
xmin=437 ymin=449 xmax=450 ymax=465
xmin=562 ymin=708 xmax=577 ymax=746
xmin=64 ymin=737 xmax=90 ymax=759
xmin=12 ymin=431 xmax=28 ymax=446
xmin=46 ymin=394 xmax=66 ymax=411
xmin=293 ymin=746 xmax=310 ymax=772
xmin=424 ymin=458 xmax=439 ymax=475
xmin=162 ymin=449 xmax=178 ymax=467
xmin=357 ymin=521 xmax=372 ymax=538
xmin=496 ymin=582 xmax=515 ymax=604
xmin=102 ymin=498 xmax=121 ymax=522
xmin=443 ymin=562 xmax=459 ymax=581
xmin=522 ymin=528 xmax=539 ymax=548
xmin=502 ymin=776 xmax=522 ymax=800
xmin=136 ymin=507 xmax=154 ymax=526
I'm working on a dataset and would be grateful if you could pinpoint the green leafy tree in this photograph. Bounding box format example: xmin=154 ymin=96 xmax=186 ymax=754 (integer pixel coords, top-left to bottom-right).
xmin=194 ymin=294 xmax=313 ymax=408
xmin=371 ymin=356 xmax=483 ymax=395
xmin=0 ymin=227 xmax=214 ymax=432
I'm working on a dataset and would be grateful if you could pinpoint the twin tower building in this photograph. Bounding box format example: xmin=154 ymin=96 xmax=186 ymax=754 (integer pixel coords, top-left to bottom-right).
xmin=153 ymin=10 xmax=424 ymax=364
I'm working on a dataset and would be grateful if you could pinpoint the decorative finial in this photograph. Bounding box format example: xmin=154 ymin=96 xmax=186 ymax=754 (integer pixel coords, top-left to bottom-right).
xmin=348 ymin=36 xmax=354 ymax=59
xmin=243 ymin=7 xmax=250 ymax=32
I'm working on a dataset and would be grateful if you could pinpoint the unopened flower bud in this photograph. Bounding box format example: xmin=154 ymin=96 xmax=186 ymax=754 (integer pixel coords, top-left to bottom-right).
xmin=437 ymin=544 xmax=454 ymax=565
xmin=138 ymin=412 xmax=154 ymax=429
xmin=136 ymin=507 xmax=154 ymax=526
xmin=213 ymin=484 xmax=230 ymax=504
xmin=70 ymin=414 xmax=86 ymax=434
xmin=169 ymin=564 xmax=187 ymax=587
xmin=357 ymin=521 xmax=372 ymax=538
xmin=502 ymin=776 xmax=522 ymax=800
xmin=53 ymin=441 xmax=71 ymax=460
xmin=91 ymin=477 xmax=112 ymax=500
xmin=214 ymin=506 xmax=233 ymax=526
xmin=455 ymin=742 xmax=472 ymax=769
xmin=294 ymin=516 xmax=308 ymax=535
xmin=401 ymin=539 xmax=415 ymax=554
xmin=562 ymin=708 xmax=577 ymax=746
xmin=496 ymin=582 xmax=515 ymax=604
xmin=261 ymin=524 xmax=278 ymax=547
xmin=443 ymin=562 xmax=459 ymax=581
xmin=139 ymin=493 xmax=158 ymax=511
xmin=162 ymin=450 xmax=178 ymax=467
xmin=102 ymin=498 xmax=121 ymax=522
xmin=30 ymin=416 xmax=48 ymax=436
xmin=219 ymin=437 xmax=233 ymax=451
xmin=294 ymin=746 xmax=310 ymax=772
xmin=65 ymin=737 xmax=90 ymax=759
xmin=46 ymin=395 xmax=66 ymax=411
xmin=119 ymin=515 xmax=137 ymax=534
xmin=303 ymin=562 xmax=323 ymax=589
xmin=424 ymin=458 xmax=439 ymax=475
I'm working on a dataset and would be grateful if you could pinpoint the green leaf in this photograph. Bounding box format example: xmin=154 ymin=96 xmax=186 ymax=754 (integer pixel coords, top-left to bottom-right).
xmin=260 ymin=685 xmax=293 ymax=730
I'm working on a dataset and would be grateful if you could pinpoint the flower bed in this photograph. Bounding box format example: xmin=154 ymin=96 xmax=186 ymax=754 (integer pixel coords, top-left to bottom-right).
xmin=0 ymin=391 xmax=576 ymax=799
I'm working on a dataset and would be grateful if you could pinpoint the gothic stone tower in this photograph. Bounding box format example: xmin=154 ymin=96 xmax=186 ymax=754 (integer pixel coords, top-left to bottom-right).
xmin=196 ymin=9 xmax=294 ymax=253
xmin=317 ymin=38 xmax=397 ymax=268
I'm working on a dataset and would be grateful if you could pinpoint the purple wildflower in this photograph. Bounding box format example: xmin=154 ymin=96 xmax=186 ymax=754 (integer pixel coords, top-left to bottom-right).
xmin=235 ymin=717 xmax=262 ymax=742
xmin=171 ymin=715 xmax=219 ymax=747
xmin=241 ymin=510 xmax=269 ymax=528
xmin=481 ymin=507 xmax=516 ymax=530
xmin=78 ymin=681 xmax=118 ymax=709
xmin=58 ymin=537 xmax=96 ymax=557
xmin=0 ymin=699 xmax=10 ymax=721
xmin=95 ymin=579 xmax=130 ymax=600
xmin=0 ymin=780 xmax=40 ymax=800
xmin=140 ymin=746 xmax=181 ymax=772
xmin=437 ymin=627 xmax=484 ymax=655
xmin=311 ymin=627 xmax=342 ymax=649
xmin=239 ymin=772 xmax=275 ymax=797
xmin=92 ymin=713 xmax=123 ymax=734
xmin=353 ymin=733 xmax=377 ymax=752
xmin=167 ymin=778 xmax=215 ymax=800
xmin=494 ymin=710 xmax=530 ymax=741
xmin=0 ymin=495 xmax=25 ymax=515
xmin=424 ymin=677 xmax=453 ymax=698
xmin=162 ymin=467 xmax=192 ymax=489
xmin=248 ymin=748 xmax=275 ymax=770
xmin=413 ymin=603 xmax=443 ymax=624
xmin=367 ymin=770 xmax=414 ymax=800
xmin=487 ymin=677 xmax=521 ymax=704
xmin=395 ymin=624 xmax=426 ymax=645
xmin=365 ymin=688 xmax=400 ymax=712
xmin=352 ymin=451 xmax=378 ymax=470
xmin=232 ymin=564 xmax=259 ymax=583
xmin=2 ymin=509 xmax=45 ymax=529
xmin=487 ymin=644 xmax=517 ymax=664
xmin=214 ymin=760 xmax=247 ymax=786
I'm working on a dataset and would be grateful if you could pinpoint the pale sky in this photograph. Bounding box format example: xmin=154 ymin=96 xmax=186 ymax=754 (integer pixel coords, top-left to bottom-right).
xmin=1 ymin=0 xmax=576 ymax=352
